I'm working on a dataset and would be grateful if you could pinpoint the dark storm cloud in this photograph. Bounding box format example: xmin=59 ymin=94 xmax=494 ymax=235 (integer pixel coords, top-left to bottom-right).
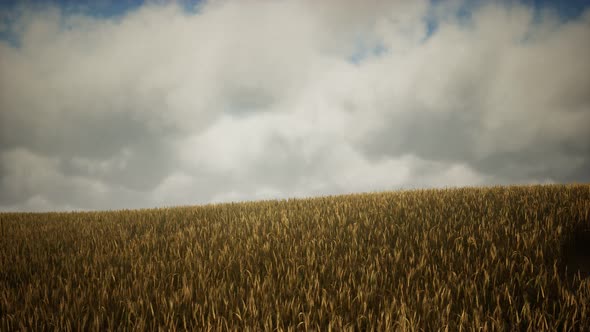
xmin=360 ymin=108 xmax=481 ymax=163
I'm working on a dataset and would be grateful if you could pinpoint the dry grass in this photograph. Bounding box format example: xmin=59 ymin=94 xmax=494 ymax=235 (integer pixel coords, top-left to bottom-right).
xmin=1 ymin=184 xmax=589 ymax=331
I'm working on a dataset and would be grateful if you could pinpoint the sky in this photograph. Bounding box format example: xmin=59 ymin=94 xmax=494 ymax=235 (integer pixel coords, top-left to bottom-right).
xmin=0 ymin=0 xmax=589 ymax=212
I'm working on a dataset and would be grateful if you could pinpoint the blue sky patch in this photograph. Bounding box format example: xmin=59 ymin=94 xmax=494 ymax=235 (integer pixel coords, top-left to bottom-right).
xmin=0 ymin=0 xmax=205 ymax=18
xmin=1 ymin=0 xmax=588 ymax=48
xmin=525 ymin=0 xmax=590 ymax=21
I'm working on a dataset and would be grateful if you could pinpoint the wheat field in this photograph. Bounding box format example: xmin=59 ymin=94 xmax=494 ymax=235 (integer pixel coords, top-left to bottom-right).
xmin=1 ymin=184 xmax=589 ymax=331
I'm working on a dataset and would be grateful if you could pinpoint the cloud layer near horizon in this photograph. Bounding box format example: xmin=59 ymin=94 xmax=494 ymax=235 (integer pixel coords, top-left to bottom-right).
xmin=1 ymin=0 xmax=589 ymax=211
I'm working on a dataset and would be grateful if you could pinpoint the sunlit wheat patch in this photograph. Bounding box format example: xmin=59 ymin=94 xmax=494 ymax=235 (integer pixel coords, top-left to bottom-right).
xmin=1 ymin=184 xmax=589 ymax=330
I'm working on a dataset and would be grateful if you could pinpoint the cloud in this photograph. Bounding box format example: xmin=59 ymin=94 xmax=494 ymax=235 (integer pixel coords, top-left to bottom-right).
xmin=0 ymin=0 xmax=588 ymax=211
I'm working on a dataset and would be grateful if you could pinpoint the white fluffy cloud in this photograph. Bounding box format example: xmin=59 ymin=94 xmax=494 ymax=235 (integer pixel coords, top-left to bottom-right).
xmin=0 ymin=0 xmax=588 ymax=211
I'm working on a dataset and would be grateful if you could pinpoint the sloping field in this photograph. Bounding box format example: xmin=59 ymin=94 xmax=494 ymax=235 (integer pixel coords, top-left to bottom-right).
xmin=1 ymin=184 xmax=589 ymax=330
